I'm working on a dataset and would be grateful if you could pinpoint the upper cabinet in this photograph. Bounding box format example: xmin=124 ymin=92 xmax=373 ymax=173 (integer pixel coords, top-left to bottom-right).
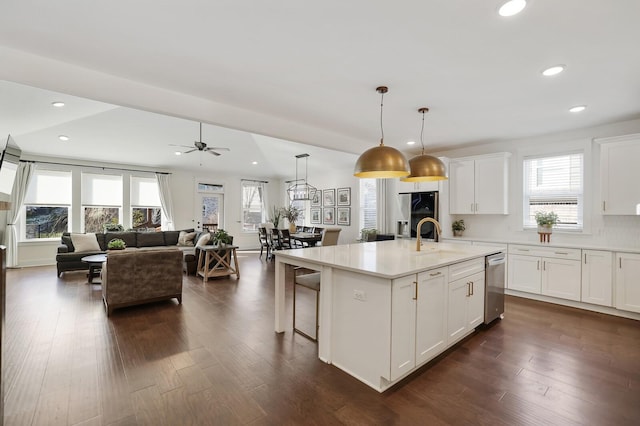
xmin=599 ymin=134 xmax=640 ymax=215
xmin=449 ymin=153 xmax=510 ymax=214
xmin=396 ymin=179 xmax=440 ymax=193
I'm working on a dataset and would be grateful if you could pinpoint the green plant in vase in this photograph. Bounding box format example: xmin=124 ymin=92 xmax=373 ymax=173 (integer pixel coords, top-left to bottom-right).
xmin=107 ymin=238 xmax=126 ymax=250
xmin=452 ymin=219 xmax=465 ymax=237
xmin=282 ymin=205 xmax=301 ymax=233
xmin=535 ymin=211 xmax=558 ymax=231
xmin=211 ymin=229 xmax=233 ymax=245
xmin=271 ymin=205 xmax=282 ymax=229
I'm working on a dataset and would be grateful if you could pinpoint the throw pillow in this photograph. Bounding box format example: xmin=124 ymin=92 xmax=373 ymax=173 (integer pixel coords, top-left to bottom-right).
xmin=70 ymin=233 xmax=101 ymax=252
xmin=195 ymin=233 xmax=211 ymax=247
xmin=177 ymin=231 xmax=197 ymax=246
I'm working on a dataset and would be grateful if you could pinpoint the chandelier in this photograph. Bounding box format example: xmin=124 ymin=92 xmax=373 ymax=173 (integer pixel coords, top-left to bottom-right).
xmin=287 ymin=153 xmax=317 ymax=201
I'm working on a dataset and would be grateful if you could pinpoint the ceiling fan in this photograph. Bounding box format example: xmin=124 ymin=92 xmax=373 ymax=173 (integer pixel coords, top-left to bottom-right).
xmin=170 ymin=122 xmax=230 ymax=156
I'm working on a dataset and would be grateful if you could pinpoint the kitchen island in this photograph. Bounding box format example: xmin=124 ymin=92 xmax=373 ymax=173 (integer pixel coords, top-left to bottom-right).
xmin=275 ymin=239 xmax=505 ymax=392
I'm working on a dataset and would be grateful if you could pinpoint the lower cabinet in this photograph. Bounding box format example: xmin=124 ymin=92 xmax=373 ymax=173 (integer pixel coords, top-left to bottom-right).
xmin=581 ymin=250 xmax=613 ymax=306
xmin=615 ymin=252 xmax=640 ymax=313
xmin=390 ymin=267 xmax=448 ymax=381
xmin=447 ymin=271 xmax=485 ymax=345
xmin=508 ymin=245 xmax=581 ymax=301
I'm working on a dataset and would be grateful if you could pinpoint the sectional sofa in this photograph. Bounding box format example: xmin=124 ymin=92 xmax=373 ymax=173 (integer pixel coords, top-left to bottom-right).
xmin=56 ymin=229 xmax=204 ymax=276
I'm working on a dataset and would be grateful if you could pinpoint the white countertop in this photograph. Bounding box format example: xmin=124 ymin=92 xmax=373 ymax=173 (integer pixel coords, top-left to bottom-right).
xmin=275 ymin=239 xmax=506 ymax=279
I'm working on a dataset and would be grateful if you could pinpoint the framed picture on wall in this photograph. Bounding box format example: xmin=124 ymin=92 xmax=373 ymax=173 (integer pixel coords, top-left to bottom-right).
xmin=323 ymin=207 xmax=335 ymax=225
xmin=310 ymin=207 xmax=321 ymax=224
xmin=323 ymin=188 xmax=335 ymax=206
xmin=337 ymin=207 xmax=350 ymax=226
xmin=337 ymin=187 xmax=351 ymax=206
xmin=311 ymin=190 xmax=321 ymax=207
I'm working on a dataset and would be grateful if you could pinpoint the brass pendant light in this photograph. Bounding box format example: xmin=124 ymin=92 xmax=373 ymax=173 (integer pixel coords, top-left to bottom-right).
xmin=354 ymin=86 xmax=410 ymax=178
xmin=401 ymin=107 xmax=448 ymax=182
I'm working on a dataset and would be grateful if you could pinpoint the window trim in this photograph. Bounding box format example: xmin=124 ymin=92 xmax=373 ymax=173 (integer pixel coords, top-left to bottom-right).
xmin=517 ymin=139 xmax=592 ymax=235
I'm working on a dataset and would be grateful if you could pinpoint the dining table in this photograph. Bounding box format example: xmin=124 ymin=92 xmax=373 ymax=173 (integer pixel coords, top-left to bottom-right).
xmin=290 ymin=232 xmax=322 ymax=247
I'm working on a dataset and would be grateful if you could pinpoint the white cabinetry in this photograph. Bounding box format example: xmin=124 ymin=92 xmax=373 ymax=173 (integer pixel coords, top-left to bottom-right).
xmin=390 ymin=267 xmax=448 ymax=381
xmin=508 ymin=245 xmax=581 ymax=301
xmin=615 ymin=252 xmax=640 ymax=313
xmin=599 ymin=134 xmax=640 ymax=215
xmin=397 ymin=179 xmax=440 ymax=193
xmin=449 ymin=153 xmax=510 ymax=215
xmin=446 ymin=258 xmax=485 ymax=345
xmin=581 ymin=250 xmax=613 ymax=307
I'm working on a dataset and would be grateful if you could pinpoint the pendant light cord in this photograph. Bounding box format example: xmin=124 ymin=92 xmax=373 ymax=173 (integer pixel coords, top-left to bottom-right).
xmin=420 ymin=110 xmax=426 ymax=155
xmin=379 ymin=91 xmax=385 ymax=145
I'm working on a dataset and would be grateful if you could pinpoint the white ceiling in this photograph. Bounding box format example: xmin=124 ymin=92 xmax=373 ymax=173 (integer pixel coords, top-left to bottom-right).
xmin=1 ymin=0 xmax=639 ymax=178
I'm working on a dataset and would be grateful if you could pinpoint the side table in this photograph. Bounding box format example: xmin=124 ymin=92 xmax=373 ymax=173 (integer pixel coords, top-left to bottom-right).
xmin=196 ymin=244 xmax=240 ymax=282
xmin=81 ymin=254 xmax=107 ymax=284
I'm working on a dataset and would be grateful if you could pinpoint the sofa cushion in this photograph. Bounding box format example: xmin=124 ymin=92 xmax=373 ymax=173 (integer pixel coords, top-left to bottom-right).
xmin=178 ymin=231 xmax=197 ymax=246
xmin=105 ymin=232 xmax=137 ymax=248
xmin=195 ymin=232 xmax=211 ymax=247
xmin=164 ymin=230 xmax=180 ymax=246
xmin=71 ymin=233 xmax=101 ymax=252
xmin=137 ymin=232 xmax=166 ymax=247
xmin=62 ymin=235 xmax=75 ymax=252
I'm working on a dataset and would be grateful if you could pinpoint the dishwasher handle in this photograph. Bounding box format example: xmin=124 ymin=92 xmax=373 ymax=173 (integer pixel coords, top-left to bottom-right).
xmin=487 ymin=256 xmax=506 ymax=266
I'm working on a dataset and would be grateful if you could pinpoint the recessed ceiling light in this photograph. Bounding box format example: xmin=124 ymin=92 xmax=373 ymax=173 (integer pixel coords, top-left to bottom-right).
xmin=51 ymin=101 xmax=65 ymax=107
xmin=407 ymin=141 xmax=416 ymax=145
xmin=542 ymin=65 xmax=565 ymax=76
xmin=498 ymin=0 xmax=527 ymax=17
xmin=569 ymin=105 xmax=586 ymax=113
xmin=58 ymin=135 xmax=70 ymax=141
xmin=252 ymin=161 xmax=258 ymax=165
xmin=174 ymin=151 xmax=182 ymax=156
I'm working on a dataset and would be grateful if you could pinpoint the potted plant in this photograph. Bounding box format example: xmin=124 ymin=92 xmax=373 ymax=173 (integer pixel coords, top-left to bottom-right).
xmin=107 ymin=238 xmax=126 ymax=250
xmin=282 ymin=205 xmax=301 ymax=233
xmin=361 ymin=228 xmax=377 ymax=242
xmin=452 ymin=219 xmax=465 ymax=237
xmin=211 ymin=229 xmax=233 ymax=245
xmin=535 ymin=211 xmax=558 ymax=232
xmin=271 ymin=205 xmax=282 ymax=229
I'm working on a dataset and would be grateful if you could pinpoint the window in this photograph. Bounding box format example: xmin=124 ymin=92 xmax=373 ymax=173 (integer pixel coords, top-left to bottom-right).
xmin=82 ymin=173 xmax=123 ymax=232
xmin=241 ymin=181 xmax=266 ymax=231
xmin=23 ymin=170 xmax=72 ymax=239
xmin=359 ymin=178 xmax=377 ymax=230
xmin=523 ymin=153 xmax=583 ymax=230
xmin=131 ymin=176 xmax=162 ymax=230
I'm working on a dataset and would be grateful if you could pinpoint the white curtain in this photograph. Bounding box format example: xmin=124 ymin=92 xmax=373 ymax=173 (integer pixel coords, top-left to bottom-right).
xmin=376 ymin=178 xmax=389 ymax=234
xmin=5 ymin=162 xmax=36 ymax=267
xmin=156 ymin=173 xmax=175 ymax=230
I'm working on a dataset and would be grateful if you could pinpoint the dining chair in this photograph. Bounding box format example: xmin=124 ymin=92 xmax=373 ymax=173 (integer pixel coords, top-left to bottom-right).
xmin=278 ymin=229 xmax=293 ymax=249
xmin=303 ymin=226 xmax=313 ymax=233
xmin=313 ymin=227 xmax=324 ymax=235
xmin=258 ymin=227 xmax=270 ymax=259
xmin=319 ymin=228 xmax=340 ymax=246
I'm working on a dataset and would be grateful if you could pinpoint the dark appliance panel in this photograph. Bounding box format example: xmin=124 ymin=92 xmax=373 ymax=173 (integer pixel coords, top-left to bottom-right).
xmin=410 ymin=191 xmax=439 ymax=239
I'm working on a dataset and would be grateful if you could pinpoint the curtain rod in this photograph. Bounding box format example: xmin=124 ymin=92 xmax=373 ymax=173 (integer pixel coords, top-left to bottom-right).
xmin=21 ymin=159 xmax=170 ymax=175
xmin=284 ymin=178 xmax=304 ymax=184
xmin=241 ymin=178 xmax=269 ymax=183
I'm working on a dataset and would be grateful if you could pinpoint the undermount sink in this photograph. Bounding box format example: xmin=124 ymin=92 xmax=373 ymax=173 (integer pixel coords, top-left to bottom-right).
xmin=411 ymin=247 xmax=465 ymax=258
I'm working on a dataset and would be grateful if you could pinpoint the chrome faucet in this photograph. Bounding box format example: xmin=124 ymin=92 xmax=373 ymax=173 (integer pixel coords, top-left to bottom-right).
xmin=416 ymin=217 xmax=442 ymax=251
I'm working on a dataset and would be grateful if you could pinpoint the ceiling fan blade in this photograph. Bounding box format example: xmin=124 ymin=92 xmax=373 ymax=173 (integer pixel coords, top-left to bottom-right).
xmin=206 ymin=150 xmax=221 ymax=156
xmin=205 ymin=147 xmax=230 ymax=151
xmin=168 ymin=144 xmax=194 ymax=148
xmin=182 ymin=148 xmax=198 ymax=154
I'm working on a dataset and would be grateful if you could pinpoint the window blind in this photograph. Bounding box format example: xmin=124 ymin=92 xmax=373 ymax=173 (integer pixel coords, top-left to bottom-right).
xmin=82 ymin=173 xmax=123 ymax=206
xmin=359 ymin=178 xmax=377 ymax=230
xmin=523 ymin=153 xmax=583 ymax=230
xmin=25 ymin=170 xmax=72 ymax=205
xmin=131 ymin=176 xmax=161 ymax=207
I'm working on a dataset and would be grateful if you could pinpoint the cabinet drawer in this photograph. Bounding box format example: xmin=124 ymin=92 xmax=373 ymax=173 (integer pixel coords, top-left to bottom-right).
xmin=508 ymin=244 xmax=581 ymax=260
xmin=448 ymin=258 xmax=484 ymax=282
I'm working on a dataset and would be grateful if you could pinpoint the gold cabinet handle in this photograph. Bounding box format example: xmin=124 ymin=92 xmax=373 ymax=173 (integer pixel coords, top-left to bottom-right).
xmin=430 ymin=271 xmax=441 ymax=276
xmin=413 ymin=281 xmax=418 ymax=300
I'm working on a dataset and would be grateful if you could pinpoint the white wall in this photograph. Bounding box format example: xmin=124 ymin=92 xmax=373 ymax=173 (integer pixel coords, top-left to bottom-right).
xmin=418 ymin=117 xmax=640 ymax=250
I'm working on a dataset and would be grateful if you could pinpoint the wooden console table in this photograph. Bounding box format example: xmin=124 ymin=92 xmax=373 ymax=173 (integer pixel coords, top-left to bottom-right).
xmin=196 ymin=244 xmax=240 ymax=282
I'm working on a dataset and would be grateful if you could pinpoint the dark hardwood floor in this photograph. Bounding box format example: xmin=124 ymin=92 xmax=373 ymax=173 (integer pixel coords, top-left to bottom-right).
xmin=3 ymin=252 xmax=640 ymax=425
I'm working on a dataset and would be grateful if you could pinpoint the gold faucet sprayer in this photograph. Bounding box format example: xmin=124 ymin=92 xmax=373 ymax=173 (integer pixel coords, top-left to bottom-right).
xmin=416 ymin=217 xmax=442 ymax=251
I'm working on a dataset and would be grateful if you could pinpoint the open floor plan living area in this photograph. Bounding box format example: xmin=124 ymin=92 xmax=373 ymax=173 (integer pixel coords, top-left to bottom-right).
xmin=1 ymin=1 xmax=640 ymax=424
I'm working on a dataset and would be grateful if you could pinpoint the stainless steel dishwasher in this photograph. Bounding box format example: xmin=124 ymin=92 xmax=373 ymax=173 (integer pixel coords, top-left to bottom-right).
xmin=485 ymin=252 xmax=506 ymax=324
